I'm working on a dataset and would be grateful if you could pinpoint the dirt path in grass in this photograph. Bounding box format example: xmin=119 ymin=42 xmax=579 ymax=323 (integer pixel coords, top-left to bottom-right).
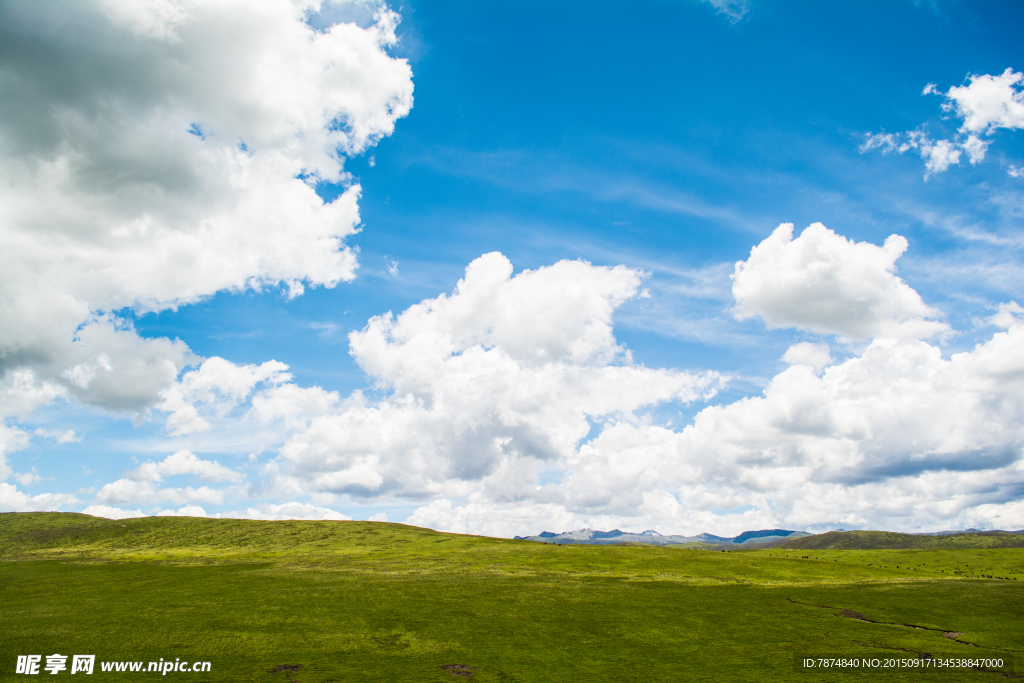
xmin=784 ymin=597 xmax=1021 ymax=678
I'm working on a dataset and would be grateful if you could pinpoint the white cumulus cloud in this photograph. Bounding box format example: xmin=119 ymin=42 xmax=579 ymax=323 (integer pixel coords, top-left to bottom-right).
xmin=83 ymin=501 xmax=351 ymax=521
xmin=213 ymin=502 xmax=352 ymax=521
xmin=399 ymin=233 xmax=1024 ymax=536
xmin=158 ymin=358 xmax=291 ymax=436
xmin=410 ymin=317 xmax=1024 ymax=535
xmin=0 ymin=422 xmax=32 ymax=481
xmin=263 ymin=252 xmax=720 ymax=500
xmin=128 ymin=450 xmax=244 ymax=483
xmin=944 ymin=68 xmax=1024 ymax=135
xmin=0 ymin=482 xmax=79 ymax=512
xmin=553 ymin=322 xmax=1024 ymax=533
xmin=93 ymin=478 xmax=225 ymax=506
xmin=157 ymin=505 xmax=209 ymax=517
xmin=731 ymin=223 xmax=947 ymax=339
xmin=81 ymin=504 xmax=148 ymax=520
xmin=990 ymin=301 xmax=1024 ymax=329
xmin=0 ymin=0 xmax=413 ymax=455
xmin=32 ymin=428 xmax=81 ymax=444
xmin=781 ymin=342 xmax=832 ymax=372
xmin=15 ymin=219 xmax=1024 ymax=537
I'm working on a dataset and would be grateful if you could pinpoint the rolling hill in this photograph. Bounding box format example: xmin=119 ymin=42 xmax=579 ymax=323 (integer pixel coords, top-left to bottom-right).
xmin=2 ymin=512 xmax=1022 ymax=682
xmin=770 ymin=529 xmax=1024 ymax=550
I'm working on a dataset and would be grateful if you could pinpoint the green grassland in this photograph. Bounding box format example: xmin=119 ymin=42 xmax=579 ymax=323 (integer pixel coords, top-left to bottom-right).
xmin=1 ymin=513 xmax=1022 ymax=682
xmin=772 ymin=529 xmax=1024 ymax=550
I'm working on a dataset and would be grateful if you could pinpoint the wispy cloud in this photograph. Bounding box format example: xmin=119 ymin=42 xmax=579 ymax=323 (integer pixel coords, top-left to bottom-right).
xmin=703 ymin=0 xmax=750 ymax=23
xmin=310 ymin=321 xmax=344 ymax=341
xmin=408 ymin=145 xmax=766 ymax=234
xmin=862 ymin=69 xmax=1024 ymax=179
xmin=33 ymin=428 xmax=82 ymax=444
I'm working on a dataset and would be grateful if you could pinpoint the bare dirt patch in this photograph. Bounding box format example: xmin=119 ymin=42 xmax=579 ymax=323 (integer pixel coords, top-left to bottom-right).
xmin=840 ymin=609 xmax=870 ymax=620
xmin=268 ymin=664 xmax=302 ymax=682
xmin=269 ymin=664 xmax=301 ymax=674
xmin=440 ymin=664 xmax=475 ymax=677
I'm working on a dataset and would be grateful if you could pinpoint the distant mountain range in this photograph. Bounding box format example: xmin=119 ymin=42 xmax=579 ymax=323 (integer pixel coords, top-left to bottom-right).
xmin=513 ymin=528 xmax=812 ymax=546
xmin=513 ymin=527 xmax=1024 ymax=547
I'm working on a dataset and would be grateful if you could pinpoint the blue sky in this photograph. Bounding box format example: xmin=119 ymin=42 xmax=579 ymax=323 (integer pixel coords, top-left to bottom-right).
xmin=2 ymin=0 xmax=1024 ymax=536
xmin=144 ymin=0 xmax=1023 ymax=381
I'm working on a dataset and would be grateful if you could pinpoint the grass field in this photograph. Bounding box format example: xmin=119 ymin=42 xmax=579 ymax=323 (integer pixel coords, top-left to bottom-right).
xmin=1 ymin=513 xmax=1022 ymax=682
xmin=773 ymin=529 xmax=1024 ymax=551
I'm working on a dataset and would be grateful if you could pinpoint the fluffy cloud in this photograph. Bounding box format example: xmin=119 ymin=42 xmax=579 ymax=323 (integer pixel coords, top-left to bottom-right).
xmin=731 ymin=223 xmax=947 ymax=339
xmin=249 ymin=383 xmax=343 ymax=433
xmin=615 ymin=322 xmax=1023 ymax=529
xmin=0 ymin=0 xmax=412 ymax=452
xmin=83 ymin=501 xmax=351 ymax=521
xmin=407 ymin=499 xmax=580 ymax=537
xmin=943 ymin=69 xmax=1024 ymax=135
xmin=781 ymin=342 xmax=832 ymax=372
xmin=0 ymin=423 xmax=31 ymax=482
xmin=159 ymin=241 xmax=1020 ymax=536
xmin=677 ymin=330 xmax=1024 ymax=489
xmin=396 ymin=234 xmax=1024 ymax=536
xmin=158 ymin=358 xmax=291 ymax=435
xmin=0 ymin=482 xmax=79 ymax=512
xmin=81 ymin=504 xmax=148 ymax=520
xmin=15 ymin=212 xmax=1024 ymax=536
xmin=410 ymin=321 xmax=1024 ymax=535
xmin=405 ymin=495 xmax=782 ymax=539
xmin=93 ymin=478 xmax=226 ymax=506
xmin=157 ymin=505 xmax=210 ymax=517
xmin=213 ymin=502 xmax=351 ymax=521
xmin=13 ymin=469 xmax=43 ymax=487
xmin=33 ymin=428 xmax=81 ymax=444
xmin=265 ymin=253 xmax=720 ymax=500
xmin=0 ymin=370 xmax=74 ymax=481
xmin=862 ymin=69 xmax=1024 ymax=177
xmin=990 ymin=301 xmax=1024 ymax=329
xmin=128 ymin=450 xmax=244 ymax=483
xmin=861 ymin=131 xmax=964 ymax=176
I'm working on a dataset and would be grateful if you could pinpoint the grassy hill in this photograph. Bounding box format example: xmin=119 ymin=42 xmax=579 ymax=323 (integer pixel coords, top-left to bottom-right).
xmin=770 ymin=529 xmax=1024 ymax=550
xmin=1 ymin=513 xmax=1022 ymax=682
